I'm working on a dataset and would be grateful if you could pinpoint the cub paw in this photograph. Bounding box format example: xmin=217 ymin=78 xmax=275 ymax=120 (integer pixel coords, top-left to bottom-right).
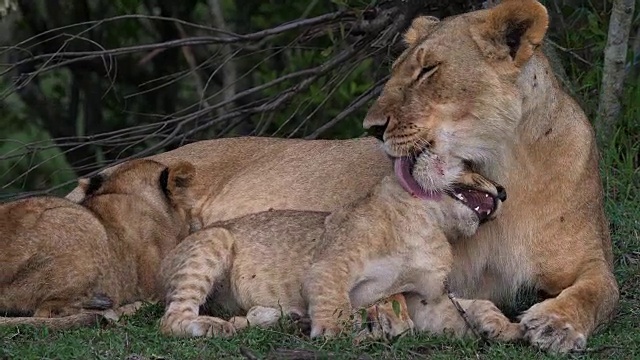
xmin=520 ymin=303 xmax=586 ymax=354
xmin=467 ymin=300 xmax=523 ymax=342
xmin=353 ymin=295 xmax=414 ymax=343
xmin=245 ymin=306 xmax=283 ymax=328
xmin=114 ymin=301 xmax=151 ymax=317
xmin=165 ymin=316 xmax=236 ymax=338
xmin=310 ymin=319 xmax=342 ymax=339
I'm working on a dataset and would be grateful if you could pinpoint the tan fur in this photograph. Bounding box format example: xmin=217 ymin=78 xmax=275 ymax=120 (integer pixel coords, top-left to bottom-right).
xmin=0 ymin=159 xmax=196 ymax=329
xmin=66 ymin=137 xmax=392 ymax=225
xmin=67 ymin=0 xmax=617 ymax=353
xmin=159 ymin=168 xmax=521 ymax=342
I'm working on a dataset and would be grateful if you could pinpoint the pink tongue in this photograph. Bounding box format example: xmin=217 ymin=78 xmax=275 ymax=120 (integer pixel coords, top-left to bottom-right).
xmin=393 ymin=157 xmax=441 ymax=200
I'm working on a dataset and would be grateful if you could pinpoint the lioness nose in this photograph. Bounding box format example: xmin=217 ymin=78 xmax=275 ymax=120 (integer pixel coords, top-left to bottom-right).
xmin=496 ymin=186 xmax=507 ymax=202
xmin=364 ymin=116 xmax=390 ymax=141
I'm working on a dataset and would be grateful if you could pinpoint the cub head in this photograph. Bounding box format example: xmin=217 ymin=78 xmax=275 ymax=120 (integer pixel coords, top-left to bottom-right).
xmin=364 ymin=0 xmax=548 ymax=193
xmin=78 ymin=159 xmax=198 ymax=235
xmin=446 ymin=169 xmax=507 ymax=238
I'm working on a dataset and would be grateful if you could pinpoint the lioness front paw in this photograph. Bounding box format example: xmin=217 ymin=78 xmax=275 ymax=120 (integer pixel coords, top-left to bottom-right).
xmin=520 ymin=303 xmax=586 ymax=353
xmin=467 ymin=300 xmax=523 ymax=342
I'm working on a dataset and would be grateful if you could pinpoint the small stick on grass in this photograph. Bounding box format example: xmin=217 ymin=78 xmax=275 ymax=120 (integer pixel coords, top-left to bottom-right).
xmin=444 ymin=280 xmax=487 ymax=344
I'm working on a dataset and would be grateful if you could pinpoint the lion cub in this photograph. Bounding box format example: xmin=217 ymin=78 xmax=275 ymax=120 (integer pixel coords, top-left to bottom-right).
xmin=160 ymin=161 xmax=521 ymax=341
xmin=0 ymin=159 xmax=196 ymax=329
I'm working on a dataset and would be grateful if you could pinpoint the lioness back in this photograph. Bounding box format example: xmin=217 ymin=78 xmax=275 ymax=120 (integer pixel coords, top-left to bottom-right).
xmin=68 ymin=137 xmax=391 ymax=223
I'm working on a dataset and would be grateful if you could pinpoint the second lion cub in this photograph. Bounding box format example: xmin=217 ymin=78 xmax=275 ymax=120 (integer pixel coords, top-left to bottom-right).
xmin=160 ymin=159 xmax=520 ymax=341
xmin=0 ymin=159 xmax=196 ymax=329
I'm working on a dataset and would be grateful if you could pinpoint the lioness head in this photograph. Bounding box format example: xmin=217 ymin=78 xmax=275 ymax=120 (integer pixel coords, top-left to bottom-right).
xmin=364 ymin=0 xmax=548 ymax=193
xmin=78 ymin=159 xmax=198 ymax=234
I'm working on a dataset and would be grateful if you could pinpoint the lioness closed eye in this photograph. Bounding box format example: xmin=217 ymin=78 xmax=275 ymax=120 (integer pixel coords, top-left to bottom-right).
xmin=0 ymin=159 xmax=196 ymax=330
xmin=159 ymin=157 xmax=520 ymax=342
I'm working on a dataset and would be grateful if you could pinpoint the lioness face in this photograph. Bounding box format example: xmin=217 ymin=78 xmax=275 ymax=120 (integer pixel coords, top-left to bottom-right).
xmin=364 ymin=0 xmax=548 ymax=183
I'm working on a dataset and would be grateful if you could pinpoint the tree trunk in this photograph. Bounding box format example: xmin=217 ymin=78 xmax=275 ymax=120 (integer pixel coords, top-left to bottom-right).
xmin=596 ymin=0 xmax=635 ymax=146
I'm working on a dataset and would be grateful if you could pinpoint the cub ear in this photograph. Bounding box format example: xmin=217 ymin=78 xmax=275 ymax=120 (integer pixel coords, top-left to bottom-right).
xmin=404 ymin=16 xmax=440 ymax=47
xmin=76 ymin=175 xmax=104 ymax=198
xmin=160 ymin=161 xmax=196 ymax=196
xmin=85 ymin=175 xmax=105 ymax=196
xmin=65 ymin=177 xmax=91 ymax=202
xmin=474 ymin=0 xmax=548 ymax=67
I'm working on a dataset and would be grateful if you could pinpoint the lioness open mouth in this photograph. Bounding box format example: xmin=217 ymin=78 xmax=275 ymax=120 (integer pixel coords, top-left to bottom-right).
xmin=393 ymin=154 xmax=501 ymax=223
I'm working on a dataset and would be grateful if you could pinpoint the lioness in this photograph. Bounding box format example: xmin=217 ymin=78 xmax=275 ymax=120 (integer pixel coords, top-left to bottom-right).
xmin=0 ymin=159 xmax=196 ymax=329
xmin=67 ymin=0 xmax=617 ymax=353
xmin=159 ymin=159 xmax=520 ymax=342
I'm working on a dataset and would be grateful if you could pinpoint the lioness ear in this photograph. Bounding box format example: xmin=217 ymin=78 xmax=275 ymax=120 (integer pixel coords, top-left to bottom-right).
xmin=475 ymin=0 xmax=548 ymax=67
xmin=404 ymin=16 xmax=440 ymax=47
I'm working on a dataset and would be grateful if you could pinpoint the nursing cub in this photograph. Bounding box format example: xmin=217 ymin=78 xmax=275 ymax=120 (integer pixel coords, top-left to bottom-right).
xmin=159 ymin=157 xmax=520 ymax=342
xmin=0 ymin=159 xmax=196 ymax=329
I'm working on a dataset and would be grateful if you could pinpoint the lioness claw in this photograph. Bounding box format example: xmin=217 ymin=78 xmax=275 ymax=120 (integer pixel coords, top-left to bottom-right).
xmin=521 ymin=307 xmax=587 ymax=353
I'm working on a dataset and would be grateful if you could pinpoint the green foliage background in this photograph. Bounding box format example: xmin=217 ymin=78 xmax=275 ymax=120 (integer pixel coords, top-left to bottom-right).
xmin=0 ymin=0 xmax=637 ymax=200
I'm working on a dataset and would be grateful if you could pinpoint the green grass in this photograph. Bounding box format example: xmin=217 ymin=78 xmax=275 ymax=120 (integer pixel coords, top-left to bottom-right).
xmin=1 ymin=160 xmax=639 ymax=360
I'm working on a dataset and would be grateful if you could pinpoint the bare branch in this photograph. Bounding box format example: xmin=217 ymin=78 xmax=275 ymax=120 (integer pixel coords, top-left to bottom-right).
xmin=305 ymin=76 xmax=387 ymax=140
xmin=176 ymin=23 xmax=212 ymax=110
xmin=207 ymin=0 xmax=237 ymax=116
xmin=545 ymin=39 xmax=593 ymax=66
xmin=2 ymin=11 xmax=353 ymax=77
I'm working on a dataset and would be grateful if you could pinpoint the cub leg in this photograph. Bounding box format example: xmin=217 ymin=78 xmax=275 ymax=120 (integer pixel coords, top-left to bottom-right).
xmin=113 ymin=301 xmax=152 ymax=317
xmin=304 ymin=259 xmax=353 ymax=338
xmin=3 ymin=259 xmax=102 ymax=319
xmin=0 ymin=313 xmax=103 ymax=330
xmin=405 ymin=293 xmax=523 ymax=342
xmin=32 ymin=292 xmax=114 ymax=318
xmin=159 ymin=227 xmax=236 ymax=338
xmin=33 ymin=302 xmax=85 ymax=318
